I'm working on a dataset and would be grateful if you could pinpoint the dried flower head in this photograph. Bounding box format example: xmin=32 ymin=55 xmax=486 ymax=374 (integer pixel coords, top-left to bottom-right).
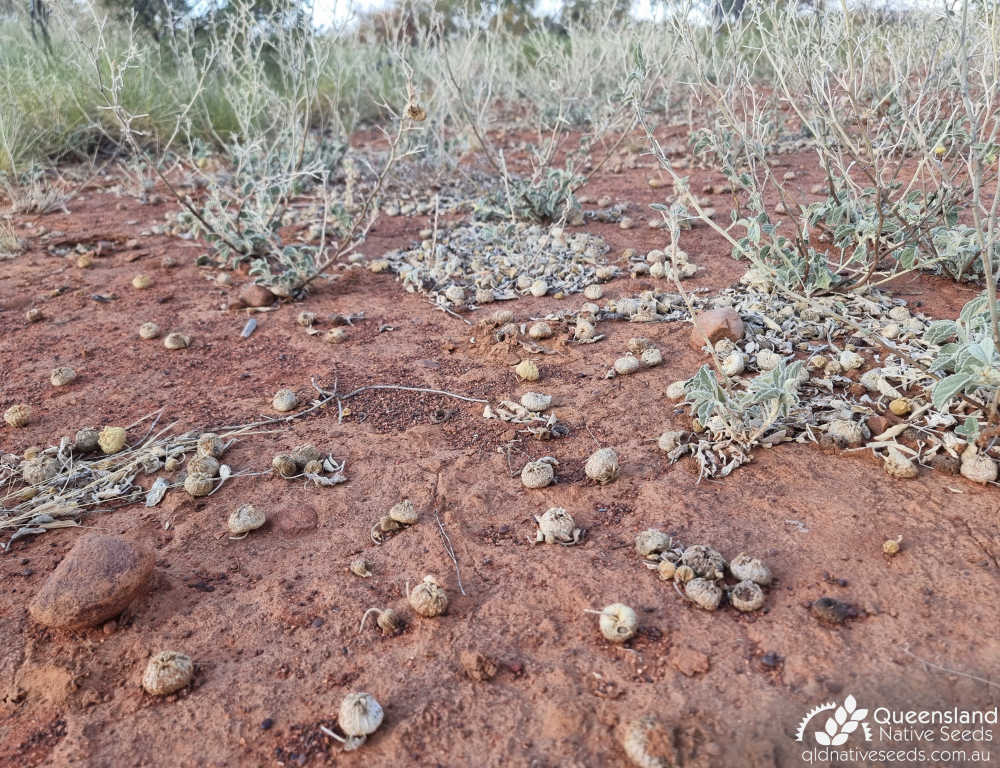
xmin=406 ymin=102 xmax=427 ymax=122
xmin=98 ymin=426 xmax=127 ymax=455
xmin=131 ymin=274 xmax=153 ymax=289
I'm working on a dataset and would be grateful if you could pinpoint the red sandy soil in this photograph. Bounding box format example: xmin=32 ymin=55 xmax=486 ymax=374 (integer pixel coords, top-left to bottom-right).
xmin=1 ymin=136 xmax=998 ymax=768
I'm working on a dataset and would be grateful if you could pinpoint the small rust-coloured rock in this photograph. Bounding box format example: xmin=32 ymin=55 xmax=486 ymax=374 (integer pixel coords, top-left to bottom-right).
xmin=689 ymin=308 xmax=744 ymax=350
xmin=275 ymin=504 xmax=318 ymax=534
xmin=810 ymin=596 xmax=859 ymax=625
xmin=670 ymin=646 xmax=710 ymax=677
xmin=29 ymin=533 xmax=155 ymax=629
xmin=239 ymin=283 xmax=276 ymax=308
xmin=459 ymin=650 xmax=498 ymax=681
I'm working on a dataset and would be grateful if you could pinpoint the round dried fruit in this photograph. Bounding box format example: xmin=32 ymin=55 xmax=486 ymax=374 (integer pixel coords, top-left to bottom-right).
xmin=142 ymin=651 xmax=193 ymax=696
xmin=623 ymin=715 xmax=672 ymax=768
xmin=640 ymin=348 xmax=663 ymax=367
xmin=188 ymin=455 xmax=219 ymax=478
xmin=665 ymin=381 xmax=687 ymax=400
xmin=272 ymin=389 xmax=298 ymax=412
xmin=729 ymin=579 xmax=765 ymax=612
xmin=338 ymin=692 xmax=384 ymax=751
xmin=635 ymin=529 xmax=672 ymax=558
xmin=529 ymin=279 xmax=548 ymax=297
xmin=533 ymin=506 xmax=580 ymax=545
xmin=325 ymin=328 xmax=347 ymax=344
xmin=657 ymin=560 xmax=676 ymax=581
xmin=184 ymin=472 xmax=213 ymax=497
xmin=583 ymin=284 xmax=603 ymax=300
xmin=272 ymin=453 xmax=298 ymax=478
xmin=673 ymin=564 xmax=694 ymax=583
xmin=514 ymin=359 xmax=539 ymax=381
xmin=728 ymin=553 xmax=772 ymax=585
xmin=296 ymin=311 xmax=317 ymax=327
xmin=138 ymin=322 xmax=160 ymax=339
xmin=883 ymin=538 xmax=901 ymax=556
xmin=520 ymin=392 xmax=552 ymax=412
xmin=196 ymin=433 xmax=225 ymax=459
xmin=228 ymin=503 xmax=266 ymax=535
xmin=444 ymin=285 xmax=466 ymax=305
xmin=4 ymin=404 xmax=31 ymax=428
xmin=521 ymin=458 xmax=556 ymax=489
xmin=163 ymin=332 xmax=190 ymax=350
xmin=883 ymin=446 xmax=918 ymax=479
xmin=132 ymin=274 xmax=152 ymax=289
xmin=596 ymin=603 xmax=637 ymax=643
xmin=50 ymin=366 xmax=76 ymax=387
xmin=98 ymin=426 xmax=127 ymax=454
xmin=388 ymin=500 xmax=419 ymax=525
xmin=657 ymin=430 xmax=684 ymax=452
xmin=685 ymin=578 xmax=723 ymax=611
xmin=527 ymin=322 xmax=554 ymax=340
xmin=614 ymin=355 xmax=640 ymax=376
xmin=74 ymin=427 xmax=100 ymax=453
xmin=408 ymin=575 xmax=447 ymax=617
xmin=585 ymin=447 xmax=619 ymax=484
xmin=22 ymin=457 xmax=60 ymax=485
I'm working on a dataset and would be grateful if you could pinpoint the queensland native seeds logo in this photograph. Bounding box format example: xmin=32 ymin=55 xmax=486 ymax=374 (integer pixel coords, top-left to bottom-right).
xmin=796 ymin=695 xmax=873 ymax=746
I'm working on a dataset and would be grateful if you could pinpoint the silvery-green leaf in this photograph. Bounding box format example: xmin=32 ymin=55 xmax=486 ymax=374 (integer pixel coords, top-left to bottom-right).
xmin=145 ymin=477 xmax=169 ymax=507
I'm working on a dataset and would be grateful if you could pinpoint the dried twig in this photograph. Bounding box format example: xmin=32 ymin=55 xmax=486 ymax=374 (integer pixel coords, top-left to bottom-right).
xmin=434 ymin=508 xmax=466 ymax=596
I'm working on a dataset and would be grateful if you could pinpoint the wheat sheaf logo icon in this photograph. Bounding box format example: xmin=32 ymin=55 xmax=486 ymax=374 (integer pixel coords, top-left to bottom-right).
xmin=795 ymin=695 xmax=872 ymax=746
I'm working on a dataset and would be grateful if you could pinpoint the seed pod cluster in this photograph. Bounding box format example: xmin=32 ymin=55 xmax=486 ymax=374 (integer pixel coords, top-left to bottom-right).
xmin=636 ymin=533 xmax=773 ymax=613
xmin=50 ymin=366 xmax=76 ymax=387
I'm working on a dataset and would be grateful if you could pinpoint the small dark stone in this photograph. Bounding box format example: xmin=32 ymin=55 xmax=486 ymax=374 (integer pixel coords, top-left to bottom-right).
xmin=261 ymin=718 xmax=274 ymax=731
xmin=761 ymin=651 xmax=783 ymax=668
xmin=810 ymin=596 xmax=859 ymax=625
xmin=930 ymin=453 xmax=961 ymax=475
